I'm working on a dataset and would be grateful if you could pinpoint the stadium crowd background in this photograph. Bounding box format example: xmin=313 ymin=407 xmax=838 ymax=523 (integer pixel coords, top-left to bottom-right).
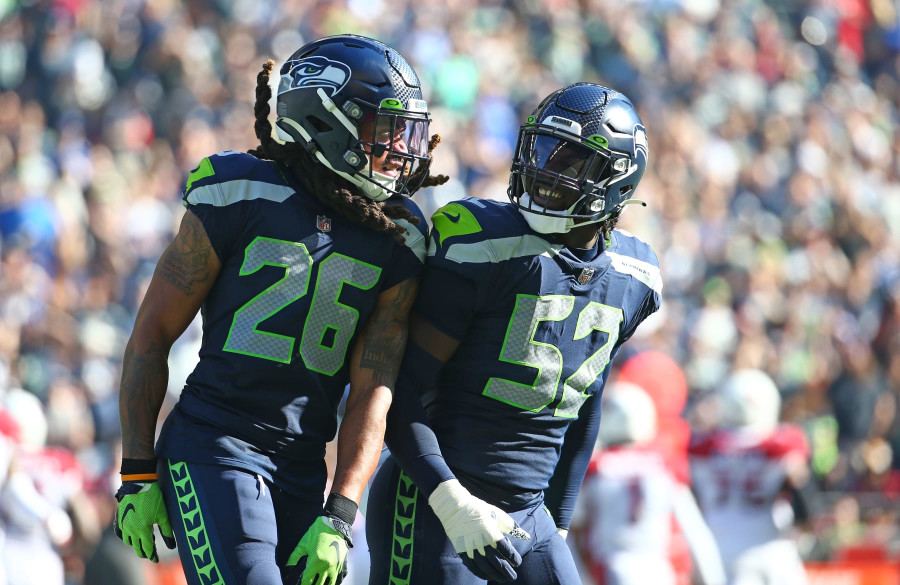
xmin=0 ymin=0 xmax=898 ymax=583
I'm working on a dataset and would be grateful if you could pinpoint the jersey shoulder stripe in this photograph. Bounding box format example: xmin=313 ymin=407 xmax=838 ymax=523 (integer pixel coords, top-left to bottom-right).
xmin=606 ymin=229 xmax=662 ymax=293
xmin=183 ymin=151 xmax=294 ymax=207
xmin=388 ymin=195 xmax=429 ymax=262
xmin=429 ymin=197 xmax=561 ymax=265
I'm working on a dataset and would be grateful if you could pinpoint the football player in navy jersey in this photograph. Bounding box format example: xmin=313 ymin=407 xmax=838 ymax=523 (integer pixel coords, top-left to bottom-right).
xmin=366 ymin=83 xmax=662 ymax=584
xmin=114 ymin=35 xmax=448 ymax=585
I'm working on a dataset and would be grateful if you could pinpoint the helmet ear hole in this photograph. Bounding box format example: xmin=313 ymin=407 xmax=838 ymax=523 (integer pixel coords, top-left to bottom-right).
xmin=307 ymin=116 xmax=333 ymax=133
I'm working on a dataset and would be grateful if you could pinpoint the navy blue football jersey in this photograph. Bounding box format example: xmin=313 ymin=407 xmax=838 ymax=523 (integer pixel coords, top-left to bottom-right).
xmin=417 ymin=197 xmax=661 ymax=508
xmin=155 ymin=151 xmax=426 ymax=487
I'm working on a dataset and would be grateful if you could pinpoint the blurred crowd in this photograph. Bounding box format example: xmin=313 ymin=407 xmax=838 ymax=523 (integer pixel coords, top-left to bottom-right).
xmin=0 ymin=0 xmax=899 ymax=583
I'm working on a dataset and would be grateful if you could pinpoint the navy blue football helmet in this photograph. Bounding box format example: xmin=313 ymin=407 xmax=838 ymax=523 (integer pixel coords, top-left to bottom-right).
xmin=508 ymin=83 xmax=649 ymax=233
xmin=275 ymin=34 xmax=432 ymax=201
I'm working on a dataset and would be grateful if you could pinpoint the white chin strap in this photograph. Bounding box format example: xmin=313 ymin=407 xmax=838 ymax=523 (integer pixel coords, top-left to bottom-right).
xmin=517 ymin=193 xmax=575 ymax=234
xmin=517 ymin=192 xmax=625 ymax=235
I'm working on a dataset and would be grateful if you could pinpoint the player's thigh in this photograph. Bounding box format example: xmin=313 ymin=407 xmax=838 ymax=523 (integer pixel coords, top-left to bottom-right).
xmin=730 ymin=540 xmax=808 ymax=585
xmin=158 ymin=459 xmax=283 ymax=585
xmin=366 ymin=458 xmax=484 ymax=585
xmin=604 ymin=555 xmax=676 ymax=585
xmin=764 ymin=540 xmax=808 ymax=585
xmin=512 ymin=505 xmax=581 ymax=585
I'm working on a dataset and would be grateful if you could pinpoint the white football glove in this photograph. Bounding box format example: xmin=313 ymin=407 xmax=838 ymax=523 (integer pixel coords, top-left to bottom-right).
xmin=428 ymin=479 xmax=529 ymax=558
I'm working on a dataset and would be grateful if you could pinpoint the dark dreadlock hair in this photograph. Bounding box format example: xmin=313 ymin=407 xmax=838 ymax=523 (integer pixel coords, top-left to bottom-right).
xmin=599 ymin=213 xmax=620 ymax=245
xmin=248 ymin=60 xmax=449 ymax=244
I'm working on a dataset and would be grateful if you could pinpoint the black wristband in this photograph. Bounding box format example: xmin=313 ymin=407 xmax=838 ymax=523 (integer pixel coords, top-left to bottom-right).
xmin=323 ymin=492 xmax=358 ymax=525
xmin=120 ymin=458 xmax=158 ymax=476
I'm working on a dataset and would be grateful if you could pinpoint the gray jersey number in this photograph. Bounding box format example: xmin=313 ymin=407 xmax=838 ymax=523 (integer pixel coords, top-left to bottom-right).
xmin=483 ymin=295 xmax=624 ymax=418
xmin=223 ymin=237 xmax=381 ymax=371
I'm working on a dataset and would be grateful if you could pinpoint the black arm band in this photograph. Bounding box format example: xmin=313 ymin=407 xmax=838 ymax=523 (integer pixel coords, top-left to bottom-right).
xmin=324 ymin=493 xmax=358 ymax=525
xmin=120 ymin=458 xmax=158 ymax=476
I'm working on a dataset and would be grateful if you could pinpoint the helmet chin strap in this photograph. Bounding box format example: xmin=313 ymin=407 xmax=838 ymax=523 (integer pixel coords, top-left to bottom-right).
xmin=275 ymin=116 xmax=396 ymax=202
xmin=518 ymin=192 xmax=617 ymax=234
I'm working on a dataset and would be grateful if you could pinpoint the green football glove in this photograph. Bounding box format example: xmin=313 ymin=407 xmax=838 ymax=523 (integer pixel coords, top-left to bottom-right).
xmin=113 ymin=459 xmax=176 ymax=563
xmin=286 ymin=516 xmax=352 ymax=585
xmin=286 ymin=493 xmax=356 ymax=585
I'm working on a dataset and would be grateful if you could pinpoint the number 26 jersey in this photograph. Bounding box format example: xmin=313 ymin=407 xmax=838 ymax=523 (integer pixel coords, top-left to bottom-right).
xmin=155 ymin=151 xmax=426 ymax=486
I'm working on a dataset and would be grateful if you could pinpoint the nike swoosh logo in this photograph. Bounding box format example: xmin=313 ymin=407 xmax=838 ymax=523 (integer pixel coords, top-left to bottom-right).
xmin=329 ymin=540 xmax=342 ymax=562
xmin=121 ymin=503 xmax=136 ymax=524
xmin=443 ymin=212 xmax=461 ymax=223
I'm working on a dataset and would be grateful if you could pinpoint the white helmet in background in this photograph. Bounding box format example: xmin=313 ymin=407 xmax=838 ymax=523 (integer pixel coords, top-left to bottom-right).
xmin=3 ymin=387 xmax=47 ymax=450
xmin=718 ymin=369 xmax=781 ymax=433
xmin=598 ymin=382 xmax=658 ymax=447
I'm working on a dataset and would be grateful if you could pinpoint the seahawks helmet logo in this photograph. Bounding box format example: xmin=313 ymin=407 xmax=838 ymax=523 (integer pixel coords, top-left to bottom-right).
xmin=282 ymin=56 xmax=351 ymax=97
xmin=633 ymin=124 xmax=648 ymax=161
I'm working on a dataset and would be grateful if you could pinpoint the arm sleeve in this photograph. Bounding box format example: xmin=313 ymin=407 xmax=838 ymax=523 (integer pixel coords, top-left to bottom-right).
xmin=382 ymin=266 xmax=479 ymax=498
xmin=383 ymin=341 xmax=456 ymax=498
xmin=543 ymin=392 xmax=603 ymax=531
xmin=621 ymin=288 xmax=661 ymax=343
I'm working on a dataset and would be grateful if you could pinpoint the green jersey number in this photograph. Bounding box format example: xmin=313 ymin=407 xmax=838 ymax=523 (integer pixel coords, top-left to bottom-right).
xmin=483 ymin=295 xmax=624 ymax=418
xmin=223 ymin=237 xmax=381 ymax=372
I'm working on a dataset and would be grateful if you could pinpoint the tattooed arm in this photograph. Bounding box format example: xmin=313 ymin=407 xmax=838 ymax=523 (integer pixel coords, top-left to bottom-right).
xmin=119 ymin=210 xmax=222 ymax=460
xmin=330 ymin=276 xmax=419 ymax=503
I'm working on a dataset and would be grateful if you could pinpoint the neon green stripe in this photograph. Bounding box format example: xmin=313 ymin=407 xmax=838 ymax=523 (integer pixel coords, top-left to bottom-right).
xmin=431 ymin=203 xmax=483 ymax=246
xmin=390 ymin=471 xmax=418 ymax=585
xmin=168 ymin=461 xmax=226 ymax=585
xmin=185 ymin=157 xmax=215 ymax=194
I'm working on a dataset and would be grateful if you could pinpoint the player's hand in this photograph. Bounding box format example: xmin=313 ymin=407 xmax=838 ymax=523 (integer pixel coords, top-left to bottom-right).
xmin=429 ymin=479 xmax=529 ymax=582
xmin=286 ymin=515 xmax=353 ymax=585
xmin=113 ymin=480 xmax=176 ymax=562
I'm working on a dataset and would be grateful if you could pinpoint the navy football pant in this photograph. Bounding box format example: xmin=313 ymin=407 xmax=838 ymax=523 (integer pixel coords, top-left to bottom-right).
xmin=366 ymin=457 xmax=581 ymax=585
xmin=157 ymin=459 xmax=323 ymax=585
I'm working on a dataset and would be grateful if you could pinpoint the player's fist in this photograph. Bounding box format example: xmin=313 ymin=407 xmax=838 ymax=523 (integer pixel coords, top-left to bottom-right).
xmin=429 ymin=479 xmax=529 ymax=582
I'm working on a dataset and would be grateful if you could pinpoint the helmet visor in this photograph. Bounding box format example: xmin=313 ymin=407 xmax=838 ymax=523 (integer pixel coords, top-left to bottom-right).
xmin=517 ymin=132 xmax=610 ymax=214
xmin=358 ymin=111 xmax=431 ymax=193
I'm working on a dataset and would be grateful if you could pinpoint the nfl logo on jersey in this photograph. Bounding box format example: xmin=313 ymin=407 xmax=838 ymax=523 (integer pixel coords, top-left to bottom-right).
xmin=578 ymin=268 xmax=595 ymax=284
xmin=317 ymin=215 xmax=332 ymax=232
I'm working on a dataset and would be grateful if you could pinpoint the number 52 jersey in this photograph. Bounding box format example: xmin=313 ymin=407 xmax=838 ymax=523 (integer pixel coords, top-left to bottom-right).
xmin=416 ymin=197 xmax=662 ymax=509
xmin=155 ymin=151 xmax=426 ymax=488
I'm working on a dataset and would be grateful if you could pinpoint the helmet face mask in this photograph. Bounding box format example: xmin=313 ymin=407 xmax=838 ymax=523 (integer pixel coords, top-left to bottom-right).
xmin=354 ymin=102 xmax=431 ymax=190
xmin=274 ymin=35 xmax=433 ymax=201
xmin=509 ymin=83 xmax=648 ymax=233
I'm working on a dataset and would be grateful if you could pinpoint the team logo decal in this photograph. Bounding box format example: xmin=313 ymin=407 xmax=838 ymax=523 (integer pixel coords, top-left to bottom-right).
xmin=578 ymin=268 xmax=595 ymax=285
xmin=317 ymin=215 xmax=332 ymax=232
xmin=633 ymin=124 xmax=648 ymax=161
xmin=282 ymin=56 xmax=351 ymax=97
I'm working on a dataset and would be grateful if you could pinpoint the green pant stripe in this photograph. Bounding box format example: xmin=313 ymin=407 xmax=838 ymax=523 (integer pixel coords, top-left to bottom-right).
xmin=167 ymin=461 xmax=226 ymax=585
xmin=390 ymin=470 xmax=418 ymax=585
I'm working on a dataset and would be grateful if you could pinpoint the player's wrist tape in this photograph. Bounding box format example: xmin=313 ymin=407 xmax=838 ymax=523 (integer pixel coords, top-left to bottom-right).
xmin=120 ymin=458 xmax=158 ymax=482
xmin=323 ymin=492 xmax=357 ymax=526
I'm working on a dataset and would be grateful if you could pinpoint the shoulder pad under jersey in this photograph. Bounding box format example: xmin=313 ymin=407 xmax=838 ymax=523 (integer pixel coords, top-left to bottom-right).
xmin=182 ymin=151 xmax=293 ymax=208
xmin=605 ymin=228 xmax=663 ymax=294
xmin=386 ymin=194 xmax=428 ymax=262
xmin=428 ymin=197 xmax=563 ymax=269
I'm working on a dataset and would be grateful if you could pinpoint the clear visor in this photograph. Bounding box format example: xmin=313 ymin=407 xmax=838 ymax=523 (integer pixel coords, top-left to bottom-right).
xmin=358 ymin=112 xmax=431 ymax=189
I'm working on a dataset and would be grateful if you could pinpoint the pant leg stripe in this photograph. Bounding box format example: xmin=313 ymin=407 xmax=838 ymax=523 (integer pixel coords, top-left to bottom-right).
xmin=167 ymin=460 xmax=226 ymax=585
xmin=389 ymin=470 xmax=418 ymax=585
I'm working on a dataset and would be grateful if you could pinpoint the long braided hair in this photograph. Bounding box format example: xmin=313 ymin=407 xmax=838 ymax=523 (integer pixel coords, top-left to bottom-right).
xmin=248 ymin=60 xmax=449 ymax=244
